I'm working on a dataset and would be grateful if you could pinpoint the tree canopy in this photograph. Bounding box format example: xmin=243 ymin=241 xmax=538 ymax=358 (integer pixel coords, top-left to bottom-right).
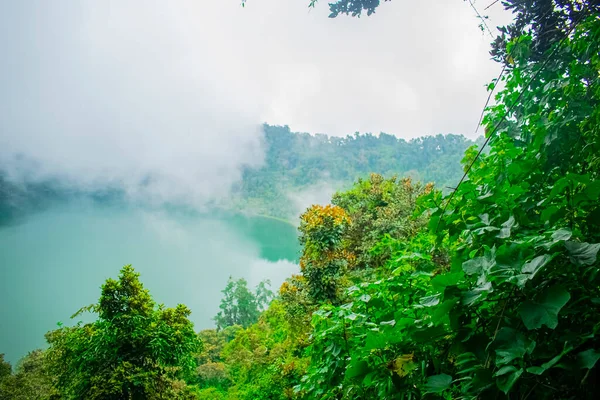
xmin=232 ymin=126 xmax=475 ymax=219
xmin=214 ymin=277 xmax=274 ymax=330
xmin=45 ymin=265 xmax=202 ymax=399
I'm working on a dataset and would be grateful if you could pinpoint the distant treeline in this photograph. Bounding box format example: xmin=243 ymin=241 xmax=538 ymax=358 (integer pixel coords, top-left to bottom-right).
xmin=0 ymin=125 xmax=478 ymax=223
xmin=230 ymin=124 xmax=479 ymax=218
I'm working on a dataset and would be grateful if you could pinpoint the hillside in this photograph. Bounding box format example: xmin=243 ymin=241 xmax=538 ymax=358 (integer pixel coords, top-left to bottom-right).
xmin=0 ymin=126 xmax=477 ymax=224
xmin=230 ymin=124 xmax=478 ymax=219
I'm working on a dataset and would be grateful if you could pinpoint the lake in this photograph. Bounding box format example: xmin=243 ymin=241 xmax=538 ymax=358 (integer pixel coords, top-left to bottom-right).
xmin=0 ymin=202 xmax=300 ymax=364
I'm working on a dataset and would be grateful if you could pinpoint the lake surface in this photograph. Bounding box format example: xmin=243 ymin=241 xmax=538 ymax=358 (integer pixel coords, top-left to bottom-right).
xmin=0 ymin=203 xmax=300 ymax=364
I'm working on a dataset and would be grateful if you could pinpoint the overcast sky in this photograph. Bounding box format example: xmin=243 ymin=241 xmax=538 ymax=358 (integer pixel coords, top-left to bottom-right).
xmin=0 ymin=0 xmax=511 ymax=203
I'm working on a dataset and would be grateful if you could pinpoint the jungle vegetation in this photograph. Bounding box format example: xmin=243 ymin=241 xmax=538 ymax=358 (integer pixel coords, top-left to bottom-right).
xmin=1 ymin=0 xmax=599 ymax=398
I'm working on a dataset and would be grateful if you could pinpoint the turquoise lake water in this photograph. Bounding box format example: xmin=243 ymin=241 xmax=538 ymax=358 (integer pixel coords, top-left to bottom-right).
xmin=0 ymin=203 xmax=300 ymax=364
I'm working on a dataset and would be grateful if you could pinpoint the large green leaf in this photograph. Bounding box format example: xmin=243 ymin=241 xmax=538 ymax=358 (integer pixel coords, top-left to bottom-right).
xmin=565 ymin=241 xmax=600 ymax=266
xmin=494 ymin=328 xmax=536 ymax=365
xmin=496 ymin=367 xmax=523 ymax=394
xmin=496 ymin=215 xmax=516 ymax=239
xmin=518 ymin=286 xmax=570 ymax=330
xmin=345 ymin=360 xmax=369 ymax=380
xmin=526 ymin=344 xmax=573 ymax=375
xmin=462 ymin=281 xmax=492 ymax=306
xmin=521 ymin=254 xmax=552 ymax=276
xmin=463 ymin=257 xmax=489 ymax=275
xmin=551 ymin=228 xmax=572 ymax=242
xmin=423 ymin=373 xmax=452 ymax=394
xmin=463 ymin=248 xmax=495 ymax=276
xmin=576 ymin=349 xmax=600 ymax=369
xmin=513 ymin=254 xmax=554 ymax=287
xmin=494 ymin=365 xmax=518 ymax=377
xmin=431 ymin=271 xmax=463 ymax=291
xmin=432 ymin=298 xmax=459 ymax=325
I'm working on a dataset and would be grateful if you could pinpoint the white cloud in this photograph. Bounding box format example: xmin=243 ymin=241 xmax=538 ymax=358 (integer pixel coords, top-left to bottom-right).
xmin=0 ymin=0 xmax=512 ymax=205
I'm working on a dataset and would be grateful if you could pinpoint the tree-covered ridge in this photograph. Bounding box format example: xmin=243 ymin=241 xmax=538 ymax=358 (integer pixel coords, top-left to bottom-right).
xmin=232 ymin=125 xmax=475 ymax=219
xmin=0 ymin=127 xmax=474 ymax=224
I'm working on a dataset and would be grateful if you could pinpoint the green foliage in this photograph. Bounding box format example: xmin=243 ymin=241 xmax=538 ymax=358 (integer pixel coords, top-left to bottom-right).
xmin=45 ymin=265 xmax=202 ymax=399
xmin=195 ymin=387 xmax=226 ymax=400
xmin=221 ymin=300 xmax=308 ymax=400
xmin=326 ymin=0 xmax=391 ymax=18
xmin=195 ymin=328 xmax=241 ymax=391
xmin=214 ymin=277 xmax=274 ymax=330
xmin=332 ymin=173 xmax=431 ymax=269
xmin=232 ymin=126 xmax=476 ymax=220
xmin=278 ymin=274 xmax=315 ymax=333
xmin=298 ymin=205 xmax=354 ymax=303
xmin=0 ymin=350 xmax=57 ymax=400
xmin=298 ymin=233 xmax=452 ymax=399
xmin=0 ymin=354 xmax=10 ymax=381
xmin=295 ymin=12 xmax=600 ymax=400
xmin=490 ymin=1 xmax=599 ymax=64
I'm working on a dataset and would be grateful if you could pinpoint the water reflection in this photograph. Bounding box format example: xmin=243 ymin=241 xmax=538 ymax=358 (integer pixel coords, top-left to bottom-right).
xmin=0 ymin=203 xmax=299 ymax=364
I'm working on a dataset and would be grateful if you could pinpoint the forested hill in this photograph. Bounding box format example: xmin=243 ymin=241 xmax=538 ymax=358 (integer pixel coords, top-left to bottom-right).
xmin=230 ymin=124 xmax=479 ymax=219
xmin=0 ymin=124 xmax=477 ymax=223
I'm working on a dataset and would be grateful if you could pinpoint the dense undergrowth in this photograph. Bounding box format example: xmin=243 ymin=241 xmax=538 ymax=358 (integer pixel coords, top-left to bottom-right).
xmin=195 ymin=9 xmax=600 ymax=399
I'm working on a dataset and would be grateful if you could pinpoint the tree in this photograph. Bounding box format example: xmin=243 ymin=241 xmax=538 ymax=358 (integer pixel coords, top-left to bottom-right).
xmin=232 ymin=123 xmax=474 ymax=220
xmin=214 ymin=277 xmax=273 ymax=330
xmin=298 ymin=204 xmax=354 ymax=303
xmin=221 ymin=300 xmax=308 ymax=400
xmin=490 ymin=0 xmax=599 ymax=63
xmin=195 ymin=328 xmax=236 ymax=392
xmin=0 ymin=354 xmax=10 ymax=382
xmin=45 ymin=265 xmax=202 ymax=399
xmin=0 ymin=350 xmax=57 ymax=400
xmin=332 ymin=173 xmax=431 ymax=269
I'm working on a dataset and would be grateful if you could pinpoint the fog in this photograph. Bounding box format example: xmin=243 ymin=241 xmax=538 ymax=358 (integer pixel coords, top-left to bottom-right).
xmin=0 ymin=1 xmax=510 ymax=206
xmin=286 ymin=180 xmax=341 ymax=222
xmin=0 ymin=1 xmax=267 ymax=207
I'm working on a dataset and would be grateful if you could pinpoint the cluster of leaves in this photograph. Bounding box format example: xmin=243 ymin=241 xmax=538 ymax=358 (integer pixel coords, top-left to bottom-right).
xmin=325 ymin=0 xmax=392 ymax=18
xmin=298 ymin=233 xmax=454 ymax=399
xmin=45 ymin=265 xmax=202 ymax=399
xmin=193 ymin=327 xmax=240 ymax=398
xmin=279 ymin=274 xmax=315 ymax=329
xmin=490 ymin=0 xmax=600 ymax=63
